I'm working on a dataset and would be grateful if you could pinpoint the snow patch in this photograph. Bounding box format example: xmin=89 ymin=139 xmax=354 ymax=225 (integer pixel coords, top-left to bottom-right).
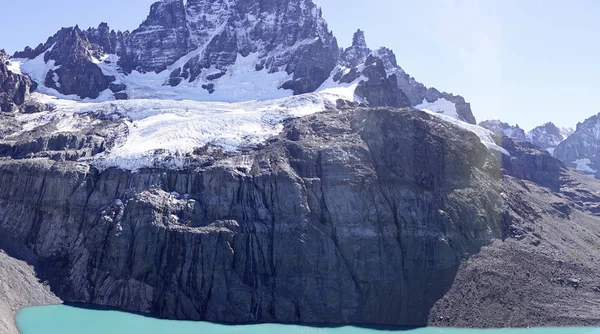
xmin=574 ymin=158 xmax=597 ymax=174
xmin=316 ymin=67 xmax=365 ymax=103
xmin=423 ymin=109 xmax=510 ymax=156
xmin=6 ymin=60 xmax=23 ymax=74
xmin=416 ymin=98 xmax=458 ymax=119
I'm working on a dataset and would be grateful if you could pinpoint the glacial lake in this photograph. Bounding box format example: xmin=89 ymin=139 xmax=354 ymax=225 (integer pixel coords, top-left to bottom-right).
xmin=16 ymin=305 xmax=600 ymax=334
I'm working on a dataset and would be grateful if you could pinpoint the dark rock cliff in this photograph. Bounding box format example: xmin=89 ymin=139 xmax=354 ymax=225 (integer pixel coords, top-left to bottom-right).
xmin=0 ymin=50 xmax=35 ymax=112
xmin=0 ymin=106 xmax=599 ymax=327
xmin=0 ymin=107 xmax=502 ymax=326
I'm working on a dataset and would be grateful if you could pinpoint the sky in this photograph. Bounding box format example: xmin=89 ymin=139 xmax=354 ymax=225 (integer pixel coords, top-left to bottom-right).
xmin=1 ymin=0 xmax=599 ymax=130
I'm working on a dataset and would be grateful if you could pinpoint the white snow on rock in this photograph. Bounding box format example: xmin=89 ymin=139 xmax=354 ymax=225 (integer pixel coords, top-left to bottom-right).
xmin=316 ymin=66 xmax=366 ymax=103
xmin=103 ymin=52 xmax=294 ymax=102
xmin=11 ymin=49 xmax=296 ymax=103
xmin=574 ymin=158 xmax=597 ymax=174
xmin=6 ymin=60 xmax=23 ymax=74
xmin=19 ymin=92 xmax=345 ymax=171
xmin=416 ymin=98 xmax=458 ymax=119
xmin=422 ymin=109 xmax=510 ymax=156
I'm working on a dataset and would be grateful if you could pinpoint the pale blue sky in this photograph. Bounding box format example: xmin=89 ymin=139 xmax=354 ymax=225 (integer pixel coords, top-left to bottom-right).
xmin=1 ymin=0 xmax=598 ymax=129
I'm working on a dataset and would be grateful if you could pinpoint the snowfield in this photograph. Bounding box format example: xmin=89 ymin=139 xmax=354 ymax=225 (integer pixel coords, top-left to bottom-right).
xmin=18 ymin=92 xmax=346 ymax=170
xmin=10 ymin=88 xmax=505 ymax=171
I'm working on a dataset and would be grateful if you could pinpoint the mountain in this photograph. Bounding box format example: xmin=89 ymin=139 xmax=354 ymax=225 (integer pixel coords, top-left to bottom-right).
xmin=7 ymin=0 xmax=476 ymax=123
xmin=479 ymin=120 xmax=528 ymax=141
xmin=554 ymin=114 xmax=600 ymax=176
xmin=3 ymin=100 xmax=600 ymax=329
xmin=3 ymin=0 xmax=600 ymax=331
xmin=479 ymin=119 xmax=574 ymax=156
xmin=527 ymin=122 xmax=573 ymax=155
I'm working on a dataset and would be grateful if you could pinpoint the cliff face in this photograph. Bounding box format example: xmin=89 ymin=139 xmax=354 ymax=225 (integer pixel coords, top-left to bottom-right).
xmin=0 ymin=107 xmax=501 ymax=326
xmin=0 ymin=105 xmax=599 ymax=328
xmin=0 ymin=50 xmax=35 ymax=112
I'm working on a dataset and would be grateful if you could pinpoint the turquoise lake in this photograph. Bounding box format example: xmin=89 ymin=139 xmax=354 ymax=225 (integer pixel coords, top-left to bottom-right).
xmin=15 ymin=305 xmax=600 ymax=334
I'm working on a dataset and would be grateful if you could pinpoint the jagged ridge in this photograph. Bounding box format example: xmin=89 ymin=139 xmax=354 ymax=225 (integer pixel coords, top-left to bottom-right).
xmin=8 ymin=0 xmax=477 ymax=124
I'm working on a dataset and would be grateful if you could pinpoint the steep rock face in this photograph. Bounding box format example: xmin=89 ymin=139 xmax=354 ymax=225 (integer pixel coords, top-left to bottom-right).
xmin=0 ymin=50 xmax=35 ymax=112
xmin=353 ymin=55 xmax=410 ymax=108
xmin=120 ymin=0 xmax=190 ymax=73
xmin=0 ymin=107 xmax=504 ymax=326
xmin=479 ymin=120 xmax=527 ymax=141
xmin=554 ymin=114 xmax=600 ymax=177
xmin=13 ymin=26 xmax=117 ymax=99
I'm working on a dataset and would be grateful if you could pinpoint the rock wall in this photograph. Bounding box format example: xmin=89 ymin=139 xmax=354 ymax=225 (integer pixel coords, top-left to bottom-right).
xmin=0 ymin=50 xmax=34 ymax=112
xmin=0 ymin=108 xmax=503 ymax=326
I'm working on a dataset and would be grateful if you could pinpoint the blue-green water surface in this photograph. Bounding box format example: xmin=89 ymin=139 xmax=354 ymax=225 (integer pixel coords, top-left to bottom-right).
xmin=15 ymin=305 xmax=600 ymax=334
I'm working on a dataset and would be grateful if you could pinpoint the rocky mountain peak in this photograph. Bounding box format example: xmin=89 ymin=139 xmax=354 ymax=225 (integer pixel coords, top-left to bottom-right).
xmin=7 ymin=0 xmax=476 ymax=124
xmin=372 ymin=47 xmax=399 ymax=73
xmin=341 ymin=29 xmax=370 ymax=68
xmin=553 ymin=114 xmax=600 ymax=175
xmin=352 ymin=29 xmax=367 ymax=48
xmin=143 ymin=0 xmax=187 ymax=29
xmin=528 ymin=121 xmax=573 ymax=154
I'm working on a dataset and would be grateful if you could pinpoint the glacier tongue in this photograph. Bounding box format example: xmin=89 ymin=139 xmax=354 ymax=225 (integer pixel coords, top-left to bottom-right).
xmin=20 ymin=92 xmax=345 ymax=171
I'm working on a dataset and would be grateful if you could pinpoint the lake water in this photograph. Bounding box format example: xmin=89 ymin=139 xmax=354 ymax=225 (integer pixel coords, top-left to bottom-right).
xmin=15 ymin=305 xmax=600 ymax=334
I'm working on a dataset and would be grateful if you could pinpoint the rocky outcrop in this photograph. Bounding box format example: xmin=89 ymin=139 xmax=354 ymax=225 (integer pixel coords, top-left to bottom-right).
xmin=369 ymin=46 xmax=476 ymax=124
xmin=332 ymin=31 xmax=476 ymax=123
xmin=353 ymin=55 xmax=410 ymax=108
xmin=13 ymin=26 xmax=116 ymax=100
xmin=0 ymin=106 xmax=504 ymax=326
xmin=0 ymin=50 xmax=34 ymax=112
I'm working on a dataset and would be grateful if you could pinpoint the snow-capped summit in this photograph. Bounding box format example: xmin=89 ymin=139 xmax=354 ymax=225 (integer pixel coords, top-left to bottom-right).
xmin=479 ymin=120 xmax=528 ymax=141
xmin=527 ymin=122 xmax=573 ymax=153
xmin=6 ymin=0 xmax=477 ymax=124
xmin=11 ymin=0 xmax=338 ymax=102
xmin=554 ymin=115 xmax=600 ymax=176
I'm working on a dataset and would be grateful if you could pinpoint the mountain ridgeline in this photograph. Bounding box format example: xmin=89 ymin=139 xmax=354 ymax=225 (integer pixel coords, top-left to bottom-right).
xmin=2 ymin=0 xmax=600 ymax=332
xmin=6 ymin=0 xmax=476 ymax=123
